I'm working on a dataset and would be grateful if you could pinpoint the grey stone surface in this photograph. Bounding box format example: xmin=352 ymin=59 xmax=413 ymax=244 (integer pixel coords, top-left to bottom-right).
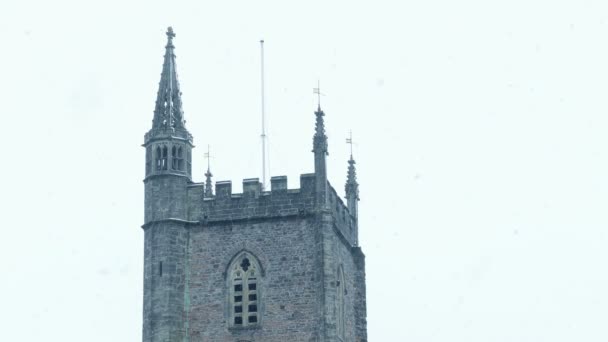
xmin=141 ymin=27 xmax=367 ymax=342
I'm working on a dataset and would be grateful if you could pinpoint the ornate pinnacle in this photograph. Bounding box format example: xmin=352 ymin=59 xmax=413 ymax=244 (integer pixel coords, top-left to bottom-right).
xmin=204 ymin=168 xmax=214 ymax=197
xmin=345 ymin=156 xmax=359 ymax=199
xmin=204 ymin=145 xmax=214 ymax=197
xmin=313 ymin=107 xmax=328 ymax=154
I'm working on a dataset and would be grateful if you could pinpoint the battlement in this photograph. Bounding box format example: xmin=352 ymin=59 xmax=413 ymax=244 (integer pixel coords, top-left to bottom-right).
xmin=210 ymin=174 xmax=315 ymax=199
xmin=186 ymin=173 xmax=358 ymax=246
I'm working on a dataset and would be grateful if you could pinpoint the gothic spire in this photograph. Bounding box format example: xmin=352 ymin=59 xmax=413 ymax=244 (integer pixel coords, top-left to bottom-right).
xmin=152 ymin=27 xmax=186 ymax=132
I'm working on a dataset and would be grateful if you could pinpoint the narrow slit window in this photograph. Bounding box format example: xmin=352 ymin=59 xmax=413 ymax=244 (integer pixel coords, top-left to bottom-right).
xmin=336 ymin=266 xmax=345 ymax=339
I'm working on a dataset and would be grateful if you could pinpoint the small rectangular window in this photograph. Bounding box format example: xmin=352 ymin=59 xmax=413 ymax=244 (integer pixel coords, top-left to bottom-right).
xmin=248 ymin=294 xmax=257 ymax=301
xmin=235 ymin=306 xmax=242 ymax=313
xmin=248 ymin=315 xmax=258 ymax=323
xmin=234 ymin=295 xmax=242 ymax=302
xmin=234 ymin=317 xmax=242 ymax=325
xmin=248 ymin=304 xmax=257 ymax=312
xmin=248 ymin=283 xmax=256 ymax=291
xmin=234 ymin=284 xmax=242 ymax=292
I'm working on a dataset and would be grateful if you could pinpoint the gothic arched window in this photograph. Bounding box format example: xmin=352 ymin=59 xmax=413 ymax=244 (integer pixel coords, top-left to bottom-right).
xmin=171 ymin=146 xmax=178 ymax=170
xmin=146 ymin=145 xmax=151 ymax=175
xmin=161 ymin=146 xmax=168 ymax=170
xmin=228 ymin=252 xmax=261 ymax=328
xmin=336 ymin=266 xmax=345 ymax=340
xmin=177 ymin=147 xmax=184 ymax=171
xmin=155 ymin=146 xmax=162 ymax=171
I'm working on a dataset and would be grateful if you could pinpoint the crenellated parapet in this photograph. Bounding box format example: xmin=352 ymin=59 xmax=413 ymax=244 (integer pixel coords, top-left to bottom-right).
xmin=328 ymin=182 xmax=359 ymax=246
xmin=185 ymin=173 xmax=358 ymax=246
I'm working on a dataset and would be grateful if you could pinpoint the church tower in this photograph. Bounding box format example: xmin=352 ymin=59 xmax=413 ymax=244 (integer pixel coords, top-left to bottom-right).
xmin=142 ymin=28 xmax=367 ymax=342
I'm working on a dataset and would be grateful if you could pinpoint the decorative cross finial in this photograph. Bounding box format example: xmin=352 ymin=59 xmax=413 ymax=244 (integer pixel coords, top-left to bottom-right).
xmin=166 ymin=27 xmax=176 ymax=47
xmin=346 ymin=130 xmax=354 ymax=158
xmin=313 ymin=80 xmax=324 ymax=110
xmin=166 ymin=26 xmax=176 ymax=39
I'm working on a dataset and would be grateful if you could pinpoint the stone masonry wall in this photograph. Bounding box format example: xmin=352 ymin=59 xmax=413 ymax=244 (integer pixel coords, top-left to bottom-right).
xmin=186 ymin=216 xmax=323 ymax=341
xmin=143 ymin=221 xmax=189 ymax=341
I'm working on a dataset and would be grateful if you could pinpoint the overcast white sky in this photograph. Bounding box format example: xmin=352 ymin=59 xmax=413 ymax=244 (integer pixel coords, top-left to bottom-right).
xmin=1 ymin=0 xmax=607 ymax=341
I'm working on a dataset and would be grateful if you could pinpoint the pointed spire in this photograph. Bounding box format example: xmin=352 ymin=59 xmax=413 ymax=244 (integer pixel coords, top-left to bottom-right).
xmin=152 ymin=27 xmax=186 ymax=132
xmin=204 ymin=145 xmax=213 ymax=197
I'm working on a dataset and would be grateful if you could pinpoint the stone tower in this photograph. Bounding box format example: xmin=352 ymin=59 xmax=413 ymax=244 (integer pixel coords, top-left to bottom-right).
xmin=142 ymin=28 xmax=368 ymax=342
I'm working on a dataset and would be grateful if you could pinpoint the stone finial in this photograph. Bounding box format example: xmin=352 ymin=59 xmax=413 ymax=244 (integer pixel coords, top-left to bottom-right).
xmin=151 ymin=26 xmax=186 ymax=132
xmin=166 ymin=26 xmax=176 ymax=46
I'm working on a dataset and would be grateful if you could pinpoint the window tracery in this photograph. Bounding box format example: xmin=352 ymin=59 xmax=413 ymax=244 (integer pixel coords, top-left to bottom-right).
xmin=229 ymin=252 xmax=261 ymax=328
